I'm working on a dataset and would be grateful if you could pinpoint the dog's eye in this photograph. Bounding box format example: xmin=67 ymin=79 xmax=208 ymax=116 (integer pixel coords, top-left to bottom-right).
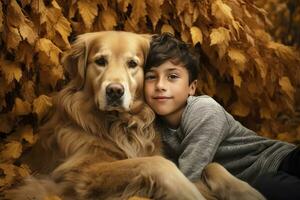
xmin=128 ymin=60 xmax=138 ymax=68
xmin=95 ymin=57 xmax=107 ymax=66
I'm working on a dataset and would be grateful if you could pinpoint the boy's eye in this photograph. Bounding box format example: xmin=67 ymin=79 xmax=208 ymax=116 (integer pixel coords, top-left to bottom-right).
xmin=168 ymin=74 xmax=179 ymax=79
xmin=145 ymin=74 xmax=156 ymax=80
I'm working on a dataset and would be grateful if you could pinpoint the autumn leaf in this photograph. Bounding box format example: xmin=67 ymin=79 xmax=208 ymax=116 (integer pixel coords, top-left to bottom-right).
xmin=100 ymin=8 xmax=117 ymax=30
xmin=12 ymin=98 xmax=31 ymax=116
xmin=78 ymin=0 xmax=98 ymax=30
xmin=279 ymin=76 xmax=295 ymax=100
xmin=230 ymin=100 xmax=250 ymax=117
xmin=19 ymin=125 xmax=36 ymax=144
xmin=190 ymin=26 xmax=203 ymax=45
xmin=35 ymin=38 xmax=62 ymax=66
xmin=228 ymin=48 xmax=247 ymax=71
xmin=211 ymin=0 xmax=234 ymax=25
xmin=0 ymin=141 xmax=22 ymax=160
xmin=130 ymin=0 xmax=147 ymax=27
xmin=0 ymin=164 xmax=16 ymax=187
xmin=21 ymin=80 xmax=36 ymax=103
xmin=210 ymin=27 xmax=231 ymax=58
xmin=161 ymin=24 xmax=175 ymax=35
xmin=0 ymin=59 xmax=22 ymax=84
xmin=146 ymin=0 xmax=164 ymax=29
xmin=33 ymin=95 xmax=53 ymax=121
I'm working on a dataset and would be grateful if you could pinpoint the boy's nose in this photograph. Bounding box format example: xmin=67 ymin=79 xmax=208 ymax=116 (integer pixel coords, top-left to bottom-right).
xmin=155 ymin=78 xmax=166 ymax=91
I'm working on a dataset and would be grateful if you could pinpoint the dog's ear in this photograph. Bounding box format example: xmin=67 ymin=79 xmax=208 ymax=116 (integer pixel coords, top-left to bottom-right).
xmin=61 ymin=35 xmax=89 ymax=85
xmin=139 ymin=34 xmax=153 ymax=64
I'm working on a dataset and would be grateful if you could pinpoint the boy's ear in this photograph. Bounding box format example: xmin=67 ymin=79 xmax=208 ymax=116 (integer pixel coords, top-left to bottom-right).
xmin=189 ymin=80 xmax=198 ymax=96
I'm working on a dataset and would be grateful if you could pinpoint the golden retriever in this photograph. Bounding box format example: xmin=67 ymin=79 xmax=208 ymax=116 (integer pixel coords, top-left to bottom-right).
xmin=6 ymin=31 xmax=265 ymax=200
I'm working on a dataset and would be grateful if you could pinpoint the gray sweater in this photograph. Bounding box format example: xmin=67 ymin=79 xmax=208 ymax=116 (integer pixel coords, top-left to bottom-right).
xmin=159 ymin=95 xmax=297 ymax=184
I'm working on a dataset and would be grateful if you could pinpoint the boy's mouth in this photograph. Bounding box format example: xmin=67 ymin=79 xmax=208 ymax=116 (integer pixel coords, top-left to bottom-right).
xmin=153 ymin=96 xmax=172 ymax=100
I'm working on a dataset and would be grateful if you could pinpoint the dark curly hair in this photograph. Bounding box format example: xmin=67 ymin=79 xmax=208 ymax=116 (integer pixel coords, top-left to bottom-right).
xmin=145 ymin=33 xmax=199 ymax=84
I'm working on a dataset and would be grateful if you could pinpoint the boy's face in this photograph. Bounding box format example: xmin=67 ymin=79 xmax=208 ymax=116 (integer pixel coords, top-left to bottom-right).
xmin=144 ymin=60 xmax=197 ymax=127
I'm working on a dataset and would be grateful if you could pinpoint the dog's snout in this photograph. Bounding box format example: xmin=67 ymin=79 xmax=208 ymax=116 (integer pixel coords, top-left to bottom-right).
xmin=106 ymin=83 xmax=124 ymax=100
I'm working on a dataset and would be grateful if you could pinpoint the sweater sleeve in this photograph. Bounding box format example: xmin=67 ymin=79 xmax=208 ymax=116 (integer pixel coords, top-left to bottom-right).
xmin=178 ymin=96 xmax=230 ymax=181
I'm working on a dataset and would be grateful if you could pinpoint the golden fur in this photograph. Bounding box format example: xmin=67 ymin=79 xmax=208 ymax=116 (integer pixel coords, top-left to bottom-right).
xmin=6 ymin=31 xmax=265 ymax=200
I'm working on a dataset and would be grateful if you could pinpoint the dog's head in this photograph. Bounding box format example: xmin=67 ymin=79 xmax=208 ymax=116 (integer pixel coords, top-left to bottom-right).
xmin=62 ymin=31 xmax=150 ymax=112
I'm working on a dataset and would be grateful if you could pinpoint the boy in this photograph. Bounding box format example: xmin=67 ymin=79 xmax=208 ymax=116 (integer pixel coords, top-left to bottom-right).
xmin=144 ymin=33 xmax=300 ymax=200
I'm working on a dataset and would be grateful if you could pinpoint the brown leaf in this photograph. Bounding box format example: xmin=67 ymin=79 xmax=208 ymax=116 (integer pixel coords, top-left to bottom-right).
xmin=100 ymin=8 xmax=117 ymax=30
xmin=146 ymin=0 xmax=164 ymax=29
xmin=19 ymin=125 xmax=36 ymax=144
xmin=35 ymin=38 xmax=62 ymax=66
xmin=0 ymin=60 xmax=22 ymax=84
xmin=0 ymin=141 xmax=22 ymax=160
xmin=230 ymin=100 xmax=250 ymax=117
xmin=131 ymin=0 xmax=147 ymax=27
xmin=0 ymin=114 xmax=15 ymax=134
xmin=228 ymin=48 xmax=247 ymax=71
xmin=12 ymin=98 xmax=31 ymax=116
xmin=0 ymin=164 xmax=16 ymax=187
xmin=33 ymin=95 xmax=53 ymax=121
xmin=21 ymin=80 xmax=36 ymax=103
xmin=78 ymin=0 xmax=98 ymax=30
xmin=279 ymin=77 xmax=295 ymax=100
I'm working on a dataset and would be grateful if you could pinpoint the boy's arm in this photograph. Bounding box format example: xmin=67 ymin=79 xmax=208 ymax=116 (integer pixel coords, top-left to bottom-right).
xmin=178 ymin=96 xmax=230 ymax=181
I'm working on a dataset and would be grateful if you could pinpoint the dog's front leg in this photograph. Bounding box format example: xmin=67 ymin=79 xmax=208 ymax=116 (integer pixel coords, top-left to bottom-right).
xmin=197 ymin=163 xmax=266 ymax=200
xmin=60 ymin=156 xmax=205 ymax=200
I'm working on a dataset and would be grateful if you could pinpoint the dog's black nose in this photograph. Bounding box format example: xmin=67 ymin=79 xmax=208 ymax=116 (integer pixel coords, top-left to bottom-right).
xmin=106 ymin=83 xmax=124 ymax=100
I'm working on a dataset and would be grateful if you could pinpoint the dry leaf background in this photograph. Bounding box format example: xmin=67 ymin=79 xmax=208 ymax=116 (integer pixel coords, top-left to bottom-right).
xmin=0 ymin=0 xmax=300 ymax=195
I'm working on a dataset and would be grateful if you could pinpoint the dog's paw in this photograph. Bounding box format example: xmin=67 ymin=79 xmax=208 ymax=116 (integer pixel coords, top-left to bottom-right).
xmin=202 ymin=163 xmax=266 ymax=200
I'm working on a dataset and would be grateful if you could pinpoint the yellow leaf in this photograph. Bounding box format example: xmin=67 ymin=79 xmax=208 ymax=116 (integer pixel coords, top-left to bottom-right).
xmin=0 ymin=60 xmax=22 ymax=84
xmin=21 ymin=80 xmax=36 ymax=103
xmin=54 ymin=15 xmax=72 ymax=48
xmin=35 ymin=38 xmax=62 ymax=66
xmin=279 ymin=77 xmax=295 ymax=100
xmin=161 ymin=24 xmax=174 ymax=35
xmin=211 ymin=0 xmax=233 ymax=24
xmin=254 ymin=58 xmax=267 ymax=80
xmin=17 ymin=164 xmax=31 ymax=178
xmin=228 ymin=48 xmax=247 ymax=71
xmin=78 ymin=0 xmax=98 ymax=30
xmin=230 ymin=100 xmax=250 ymax=117
xmin=190 ymin=26 xmax=203 ymax=45
xmin=1 ymin=141 xmax=22 ymax=160
xmin=12 ymin=98 xmax=31 ymax=116
xmin=118 ymin=0 xmax=131 ymax=13
xmin=39 ymin=65 xmax=64 ymax=88
xmin=175 ymin=0 xmax=189 ymax=15
xmin=20 ymin=125 xmax=35 ymax=144
xmin=267 ymin=41 xmax=296 ymax=61
xmin=210 ymin=27 xmax=231 ymax=58
xmin=210 ymin=27 xmax=230 ymax=46
xmin=0 ymin=163 xmax=16 ymax=187
xmin=6 ymin=26 xmax=22 ymax=49
xmin=100 ymin=8 xmax=117 ymax=30
xmin=33 ymin=95 xmax=52 ymax=121
xmin=181 ymin=29 xmax=191 ymax=43
xmin=230 ymin=66 xmax=242 ymax=87
xmin=131 ymin=0 xmax=147 ymax=26
xmin=146 ymin=0 xmax=164 ymax=29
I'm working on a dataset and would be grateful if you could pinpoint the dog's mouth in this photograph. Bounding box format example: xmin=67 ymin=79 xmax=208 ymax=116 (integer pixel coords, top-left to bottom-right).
xmin=105 ymin=100 xmax=127 ymax=112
